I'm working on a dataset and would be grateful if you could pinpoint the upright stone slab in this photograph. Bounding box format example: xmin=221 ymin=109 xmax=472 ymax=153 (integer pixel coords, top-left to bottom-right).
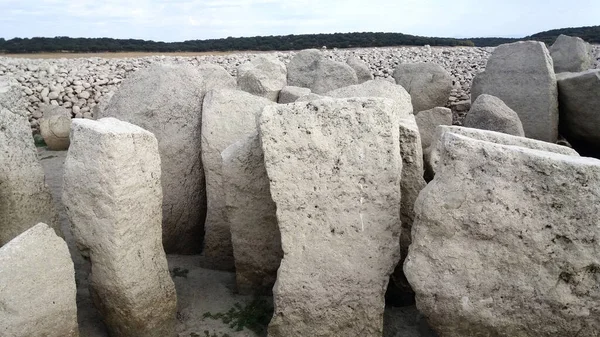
xmin=325 ymin=79 xmax=413 ymax=116
xmin=425 ymin=125 xmax=579 ymax=178
xmin=414 ymin=107 xmax=452 ymax=149
xmin=405 ymin=132 xmax=600 ymax=336
xmin=222 ymin=133 xmax=282 ymax=295
xmin=550 ymin=34 xmax=593 ymax=73
xmin=0 ymin=223 xmax=78 ymax=337
xmin=471 ymin=41 xmax=559 ymax=142
xmin=346 ymin=56 xmax=374 ymax=83
xmin=201 ymin=89 xmax=276 ymax=270
xmin=238 ymin=56 xmax=287 ymax=102
xmin=260 ymin=98 xmax=402 ymax=337
xmin=392 ymin=63 xmax=452 ymax=113
xmin=0 ymin=107 xmax=59 ymax=246
xmin=99 ymin=63 xmax=235 ymax=254
xmin=557 ymin=70 xmax=600 ymax=158
xmin=63 ymin=118 xmax=177 ymax=337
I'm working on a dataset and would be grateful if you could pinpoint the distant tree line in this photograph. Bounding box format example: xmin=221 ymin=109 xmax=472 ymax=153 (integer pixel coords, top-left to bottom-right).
xmin=0 ymin=26 xmax=597 ymax=54
xmin=0 ymin=32 xmax=474 ymax=54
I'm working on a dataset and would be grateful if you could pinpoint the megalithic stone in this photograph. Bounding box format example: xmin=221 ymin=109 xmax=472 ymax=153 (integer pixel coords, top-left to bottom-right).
xmin=63 ymin=117 xmax=177 ymax=337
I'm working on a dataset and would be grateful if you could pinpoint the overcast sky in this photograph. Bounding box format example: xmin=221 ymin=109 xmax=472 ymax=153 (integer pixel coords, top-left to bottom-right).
xmin=1 ymin=0 xmax=598 ymax=41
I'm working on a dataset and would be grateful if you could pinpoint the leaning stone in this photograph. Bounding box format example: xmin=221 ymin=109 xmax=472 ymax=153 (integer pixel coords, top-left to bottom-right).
xmin=63 ymin=118 xmax=177 ymax=337
xmin=278 ymin=86 xmax=311 ymax=104
xmin=392 ymin=63 xmax=452 ymax=113
xmin=39 ymin=105 xmax=72 ymax=150
xmin=287 ymin=49 xmax=358 ymax=94
xmin=221 ymin=133 xmax=282 ymax=295
xmin=0 ymin=108 xmax=59 ymax=246
xmin=99 ymin=63 xmax=235 ymax=254
xmin=557 ymin=70 xmax=600 ymax=158
xmin=464 ymin=94 xmax=525 ymax=136
xmin=471 ymin=41 xmax=558 ymax=142
xmin=260 ymin=98 xmax=402 ymax=336
xmin=425 ymin=125 xmax=579 ymax=179
xmin=346 ymin=56 xmax=374 ymax=83
xmin=0 ymin=76 xmax=27 ymax=117
xmin=550 ymin=34 xmax=593 ymax=73
xmin=238 ymin=56 xmax=287 ymax=102
xmin=415 ymin=107 xmax=452 ymax=149
xmin=0 ymin=223 xmax=78 ymax=337
xmin=92 ymin=90 xmax=114 ymax=117
xmin=201 ymin=89 xmax=276 ymax=271
xmin=405 ymin=131 xmax=600 ymax=337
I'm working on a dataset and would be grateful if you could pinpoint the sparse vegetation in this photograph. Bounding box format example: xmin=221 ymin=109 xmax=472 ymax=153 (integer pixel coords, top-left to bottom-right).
xmin=202 ymin=297 xmax=274 ymax=336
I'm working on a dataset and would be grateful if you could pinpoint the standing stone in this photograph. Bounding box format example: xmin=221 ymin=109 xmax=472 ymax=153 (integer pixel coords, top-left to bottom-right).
xmin=471 ymin=41 xmax=559 ymax=142
xmin=201 ymin=89 xmax=276 ymax=270
xmin=221 ymin=133 xmax=282 ymax=295
xmin=0 ymin=223 xmax=78 ymax=337
xmin=557 ymin=70 xmax=600 ymax=158
xmin=464 ymin=94 xmax=525 ymax=136
xmin=346 ymin=56 xmax=374 ymax=83
xmin=287 ymin=49 xmax=358 ymax=94
xmin=425 ymin=125 xmax=579 ymax=178
xmin=0 ymin=76 xmax=25 ymax=116
xmin=0 ymin=108 xmax=59 ymax=246
xmin=405 ymin=131 xmax=600 ymax=336
xmin=92 ymin=90 xmax=114 ymax=117
xmin=39 ymin=105 xmax=72 ymax=150
xmin=392 ymin=63 xmax=452 ymax=113
xmin=260 ymin=98 xmax=402 ymax=337
xmin=99 ymin=63 xmax=235 ymax=254
xmin=238 ymin=56 xmax=287 ymax=102
xmin=414 ymin=107 xmax=452 ymax=150
xmin=63 ymin=118 xmax=177 ymax=337
xmin=550 ymin=34 xmax=593 ymax=73
xmin=278 ymin=86 xmax=311 ymax=104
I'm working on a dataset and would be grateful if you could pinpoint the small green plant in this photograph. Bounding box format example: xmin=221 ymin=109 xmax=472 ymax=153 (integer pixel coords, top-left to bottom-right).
xmin=203 ymin=297 xmax=273 ymax=335
xmin=170 ymin=267 xmax=189 ymax=278
xmin=33 ymin=134 xmax=46 ymax=148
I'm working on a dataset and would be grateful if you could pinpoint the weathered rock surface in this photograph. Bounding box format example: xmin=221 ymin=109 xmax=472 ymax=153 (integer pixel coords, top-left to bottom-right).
xmin=425 ymin=125 xmax=579 ymax=178
xmin=415 ymin=107 xmax=452 ymax=150
xmin=260 ymin=98 xmax=402 ymax=337
xmin=221 ymin=133 xmax=282 ymax=295
xmin=471 ymin=41 xmax=558 ymax=142
xmin=325 ymin=79 xmax=413 ymax=115
xmin=347 ymin=56 xmax=374 ymax=83
xmin=0 ymin=107 xmax=59 ymax=246
xmin=287 ymin=49 xmax=358 ymax=94
xmin=0 ymin=223 xmax=78 ymax=337
xmin=550 ymin=34 xmax=593 ymax=73
xmin=99 ymin=63 xmax=235 ymax=254
xmin=392 ymin=63 xmax=452 ymax=113
xmin=278 ymin=86 xmax=311 ymax=104
xmin=0 ymin=76 xmax=25 ymax=116
xmin=201 ymin=89 xmax=276 ymax=270
xmin=63 ymin=118 xmax=177 ymax=337
xmin=238 ymin=56 xmax=287 ymax=102
xmin=39 ymin=105 xmax=72 ymax=150
xmin=405 ymin=131 xmax=600 ymax=337
xmin=464 ymin=94 xmax=525 ymax=136
xmin=557 ymin=70 xmax=600 ymax=158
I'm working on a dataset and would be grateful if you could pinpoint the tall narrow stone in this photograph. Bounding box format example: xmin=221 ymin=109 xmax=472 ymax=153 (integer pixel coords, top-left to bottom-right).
xmin=0 ymin=223 xmax=78 ymax=337
xmin=260 ymin=98 xmax=402 ymax=337
xmin=201 ymin=89 xmax=276 ymax=270
xmin=63 ymin=118 xmax=177 ymax=337
xmin=405 ymin=131 xmax=600 ymax=336
xmin=471 ymin=41 xmax=558 ymax=142
xmin=222 ymin=133 xmax=282 ymax=295
xmin=0 ymin=107 xmax=59 ymax=246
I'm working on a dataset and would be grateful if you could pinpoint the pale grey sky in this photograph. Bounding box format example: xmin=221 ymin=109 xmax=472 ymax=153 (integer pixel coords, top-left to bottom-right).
xmin=0 ymin=0 xmax=598 ymax=41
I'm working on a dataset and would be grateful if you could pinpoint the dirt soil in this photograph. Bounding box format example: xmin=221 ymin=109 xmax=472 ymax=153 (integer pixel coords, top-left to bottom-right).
xmin=37 ymin=147 xmax=437 ymax=337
